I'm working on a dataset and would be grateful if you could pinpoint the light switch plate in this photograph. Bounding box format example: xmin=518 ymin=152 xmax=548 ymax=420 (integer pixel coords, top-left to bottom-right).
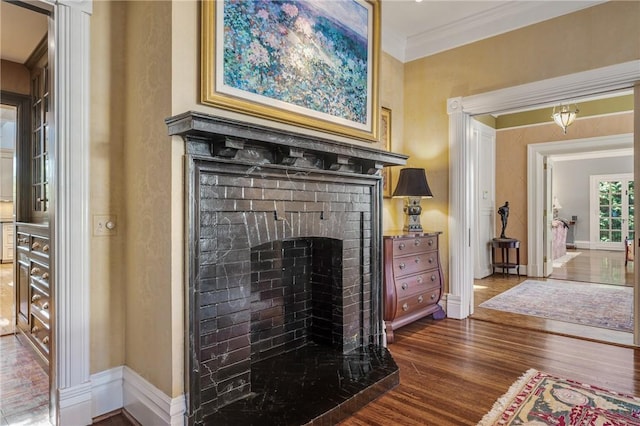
xmin=93 ymin=215 xmax=117 ymax=236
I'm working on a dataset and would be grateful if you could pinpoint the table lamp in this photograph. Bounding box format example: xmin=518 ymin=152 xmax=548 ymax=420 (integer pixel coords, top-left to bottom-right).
xmin=392 ymin=168 xmax=433 ymax=232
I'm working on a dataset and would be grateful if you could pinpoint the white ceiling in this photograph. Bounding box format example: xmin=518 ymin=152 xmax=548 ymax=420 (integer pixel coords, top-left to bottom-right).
xmin=0 ymin=1 xmax=48 ymax=64
xmin=1 ymin=1 xmax=607 ymax=65
xmin=381 ymin=0 xmax=607 ymax=62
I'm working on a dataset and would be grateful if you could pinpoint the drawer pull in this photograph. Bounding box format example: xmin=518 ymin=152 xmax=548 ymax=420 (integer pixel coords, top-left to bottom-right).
xmin=428 ymin=239 xmax=433 ymax=246
xmin=428 ymin=257 xmax=434 ymax=264
xmin=32 ymin=294 xmax=41 ymax=302
xmin=399 ymin=263 xmax=406 ymax=270
xmin=32 ymin=325 xmax=40 ymax=333
xmin=42 ymin=302 xmax=49 ymax=310
xmin=43 ymin=244 xmax=50 ymax=253
xmin=431 ymin=293 xmax=437 ymax=300
xmin=431 ymin=274 xmax=436 ymax=282
xmin=401 ymin=283 xmax=408 ymax=290
xmin=417 ymin=276 xmax=423 ymax=284
xmin=402 ymin=303 xmax=409 ymax=311
xmin=42 ymin=336 xmax=49 ymax=345
xmin=398 ymin=243 xmax=405 ymax=250
xmin=418 ymin=295 xmax=424 ymax=303
xmin=414 ymin=239 xmax=421 ymax=246
xmin=32 ymin=242 xmax=41 ymax=250
xmin=31 ymin=267 xmax=41 ymax=275
xmin=42 ymin=272 xmax=49 ymax=280
xmin=415 ymin=257 xmax=420 ymax=264
xmin=18 ymin=237 xmax=28 ymax=244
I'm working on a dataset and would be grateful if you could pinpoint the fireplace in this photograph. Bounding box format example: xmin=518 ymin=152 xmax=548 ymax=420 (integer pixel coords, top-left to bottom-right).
xmin=167 ymin=112 xmax=407 ymax=425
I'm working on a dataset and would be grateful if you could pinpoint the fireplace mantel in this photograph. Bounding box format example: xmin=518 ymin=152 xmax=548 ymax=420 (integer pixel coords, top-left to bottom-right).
xmin=167 ymin=111 xmax=406 ymax=426
xmin=166 ymin=111 xmax=407 ymax=174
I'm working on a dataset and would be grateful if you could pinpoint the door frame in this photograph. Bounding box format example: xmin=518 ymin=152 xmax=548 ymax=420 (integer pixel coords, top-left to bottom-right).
xmin=527 ymin=134 xmax=633 ymax=276
xmin=446 ymin=60 xmax=640 ymax=346
xmin=48 ymin=1 xmax=93 ymax=424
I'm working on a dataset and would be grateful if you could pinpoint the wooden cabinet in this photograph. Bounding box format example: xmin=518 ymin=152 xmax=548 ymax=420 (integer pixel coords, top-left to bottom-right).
xmin=0 ymin=149 xmax=13 ymax=201
xmin=15 ymin=223 xmax=51 ymax=366
xmin=383 ymin=232 xmax=445 ymax=343
xmin=1 ymin=222 xmax=14 ymax=262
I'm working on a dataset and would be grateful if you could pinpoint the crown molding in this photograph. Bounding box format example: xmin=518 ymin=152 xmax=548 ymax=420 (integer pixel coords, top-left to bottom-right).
xmin=460 ymin=60 xmax=640 ymax=116
xmin=402 ymin=1 xmax=606 ymax=63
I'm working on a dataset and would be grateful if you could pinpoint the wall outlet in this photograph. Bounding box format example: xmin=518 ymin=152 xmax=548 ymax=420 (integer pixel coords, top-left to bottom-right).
xmin=93 ymin=215 xmax=117 ymax=236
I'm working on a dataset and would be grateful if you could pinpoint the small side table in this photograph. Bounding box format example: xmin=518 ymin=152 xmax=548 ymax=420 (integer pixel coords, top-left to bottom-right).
xmin=491 ymin=238 xmax=520 ymax=277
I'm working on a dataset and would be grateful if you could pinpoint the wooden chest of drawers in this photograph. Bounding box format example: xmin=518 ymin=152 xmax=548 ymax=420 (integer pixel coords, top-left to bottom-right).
xmin=15 ymin=222 xmax=51 ymax=366
xmin=383 ymin=232 xmax=445 ymax=343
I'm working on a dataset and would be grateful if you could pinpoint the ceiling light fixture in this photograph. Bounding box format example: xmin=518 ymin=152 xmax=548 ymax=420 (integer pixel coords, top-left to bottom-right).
xmin=551 ymin=103 xmax=579 ymax=134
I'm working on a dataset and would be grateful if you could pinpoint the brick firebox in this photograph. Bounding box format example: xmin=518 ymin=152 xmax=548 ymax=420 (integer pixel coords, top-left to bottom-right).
xmin=167 ymin=112 xmax=407 ymax=425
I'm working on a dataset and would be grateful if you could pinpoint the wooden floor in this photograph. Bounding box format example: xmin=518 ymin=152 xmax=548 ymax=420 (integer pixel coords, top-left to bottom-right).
xmin=1 ymin=250 xmax=636 ymax=425
xmin=472 ymin=249 xmax=635 ymax=346
xmin=340 ymin=316 xmax=640 ymax=426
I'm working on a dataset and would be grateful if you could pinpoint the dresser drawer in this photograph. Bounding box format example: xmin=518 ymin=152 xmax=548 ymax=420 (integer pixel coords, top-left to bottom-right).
xmin=393 ymin=251 xmax=439 ymax=277
xmin=30 ymin=314 xmax=50 ymax=354
xmin=396 ymin=285 xmax=441 ymax=316
xmin=395 ymin=269 xmax=442 ymax=297
xmin=30 ymin=259 xmax=50 ymax=289
xmin=392 ymin=235 xmax=438 ymax=256
xmin=30 ymin=235 xmax=50 ymax=258
xmin=31 ymin=283 xmax=50 ymax=316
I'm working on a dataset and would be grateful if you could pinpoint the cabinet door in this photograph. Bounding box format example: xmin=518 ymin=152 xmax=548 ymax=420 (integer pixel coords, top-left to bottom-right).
xmin=17 ymin=260 xmax=30 ymax=326
xmin=0 ymin=151 xmax=13 ymax=201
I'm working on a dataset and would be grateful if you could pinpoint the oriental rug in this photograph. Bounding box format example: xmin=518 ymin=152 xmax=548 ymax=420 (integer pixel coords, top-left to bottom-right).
xmin=478 ymin=369 xmax=640 ymax=426
xmin=479 ymin=279 xmax=633 ymax=332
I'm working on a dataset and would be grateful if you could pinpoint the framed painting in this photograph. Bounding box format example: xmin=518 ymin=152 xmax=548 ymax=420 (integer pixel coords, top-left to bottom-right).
xmin=381 ymin=107 xmax=392 ymax=198
xmin=201 ymin=0 xmax=380 ymax=142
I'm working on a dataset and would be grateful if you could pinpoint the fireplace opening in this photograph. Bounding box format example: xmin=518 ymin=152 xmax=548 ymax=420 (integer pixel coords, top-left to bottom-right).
xmin=250 ymin=237 xmax=343 ymax=363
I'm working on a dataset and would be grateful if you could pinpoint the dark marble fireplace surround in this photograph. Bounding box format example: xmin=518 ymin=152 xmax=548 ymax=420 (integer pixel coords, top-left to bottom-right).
xmin=166 ymin=112 xmax=407 ymax=425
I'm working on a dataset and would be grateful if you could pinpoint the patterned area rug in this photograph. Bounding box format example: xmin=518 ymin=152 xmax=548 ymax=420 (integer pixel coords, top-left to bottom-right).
xmin=478 ymin=369 xmax=640 ymax=425
xmin=479 ymin=279 xmax=633 ymax=332
xmin=553 ymin=251 xmax=581 ymax=268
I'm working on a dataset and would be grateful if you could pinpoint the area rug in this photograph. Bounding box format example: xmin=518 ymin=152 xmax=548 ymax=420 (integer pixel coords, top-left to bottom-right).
xmin=553 ymin=251 xmax=581 ymax=268
xmin=478 ymin=279 xmax=633 ymax=332
xmin=478 ymin=369 xmax=640 ymax=425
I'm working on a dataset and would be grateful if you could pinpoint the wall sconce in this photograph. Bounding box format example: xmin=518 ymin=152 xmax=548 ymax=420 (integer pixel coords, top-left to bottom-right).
xmin=551 ymin=103 xmax=579 ymax=134
xmin=392 ymin=168 xmax=433 ymax=233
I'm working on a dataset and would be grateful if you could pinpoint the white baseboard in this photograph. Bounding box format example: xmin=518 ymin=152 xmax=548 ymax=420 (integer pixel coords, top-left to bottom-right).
xmin=575 ymin=240 xmax=591 ymax=250
xmin=446 ymin=293 xmax=463 ymax=319
xmin=59 ymin=381 xmax=93 ymax=426
xmin=123 ymin=366 xmax=186 ymax=426
xmin=91 ymin=366 xmax=124 ymax=417
xmin=57 ymin=366 xmax=186 ymax=425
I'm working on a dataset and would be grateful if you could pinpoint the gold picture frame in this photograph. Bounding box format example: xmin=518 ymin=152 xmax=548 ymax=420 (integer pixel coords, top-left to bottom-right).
xmin=381 ymin=106 xmax=392 ymax=198
xmin=201 ymin=0 xmax=381 ymax=142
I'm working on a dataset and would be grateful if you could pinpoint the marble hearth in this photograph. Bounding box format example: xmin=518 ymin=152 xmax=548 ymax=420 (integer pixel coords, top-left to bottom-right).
xmin=166 ymin=112 xmax=407 ymax=425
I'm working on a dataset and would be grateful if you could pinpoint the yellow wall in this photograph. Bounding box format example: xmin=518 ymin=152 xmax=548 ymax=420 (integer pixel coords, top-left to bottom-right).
xmin=404 ymin=1 xmax=640 ymax=291
xmin=89 ymin=0 xmax=126 ymax=373
xmin=495 ymin=112 xmax=634 ymax=262
xmin=86 ymin=0 xmax=640 ymax=402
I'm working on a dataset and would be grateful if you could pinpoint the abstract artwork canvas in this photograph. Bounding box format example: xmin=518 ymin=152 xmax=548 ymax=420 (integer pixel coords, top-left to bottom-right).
xmin=201 ymin=0 xmax=380 ymax=142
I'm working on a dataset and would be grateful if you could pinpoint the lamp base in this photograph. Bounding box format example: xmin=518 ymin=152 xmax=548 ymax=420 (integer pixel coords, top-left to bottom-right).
xmin=403 ymin=197 xmax=423 ymax=233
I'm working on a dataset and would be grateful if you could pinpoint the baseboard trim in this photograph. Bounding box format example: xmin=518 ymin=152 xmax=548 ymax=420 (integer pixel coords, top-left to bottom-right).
xmin=81 ymin=366 xmax=185 ymax=425
xmin=123 ymin=366 xmax=186 ymax=426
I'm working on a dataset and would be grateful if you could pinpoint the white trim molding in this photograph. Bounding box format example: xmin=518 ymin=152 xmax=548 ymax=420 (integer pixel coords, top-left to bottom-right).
xmin=123 ymin=367 xmax=186 ymax=426
xmin=54 ymin=1 xmax=92 ymax=424
xmin=447 ymin=61 xmax=640 ymax=323
xmin=59 ymin=366 xmax=185 ymax=425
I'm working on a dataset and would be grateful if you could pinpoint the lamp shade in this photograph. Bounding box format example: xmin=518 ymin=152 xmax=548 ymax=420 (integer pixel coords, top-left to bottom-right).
xmin=392 ymin=168 xmax=433 ymax=198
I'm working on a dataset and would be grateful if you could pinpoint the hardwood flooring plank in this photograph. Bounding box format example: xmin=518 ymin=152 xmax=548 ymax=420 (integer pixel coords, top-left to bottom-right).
xmin=340 ymin=317 xmax=640 ymax=426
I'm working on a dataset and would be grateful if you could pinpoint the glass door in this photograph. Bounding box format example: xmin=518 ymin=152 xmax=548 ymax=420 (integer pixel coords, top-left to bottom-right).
xmin=591 ymin=174 xmax=634 ymax=250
